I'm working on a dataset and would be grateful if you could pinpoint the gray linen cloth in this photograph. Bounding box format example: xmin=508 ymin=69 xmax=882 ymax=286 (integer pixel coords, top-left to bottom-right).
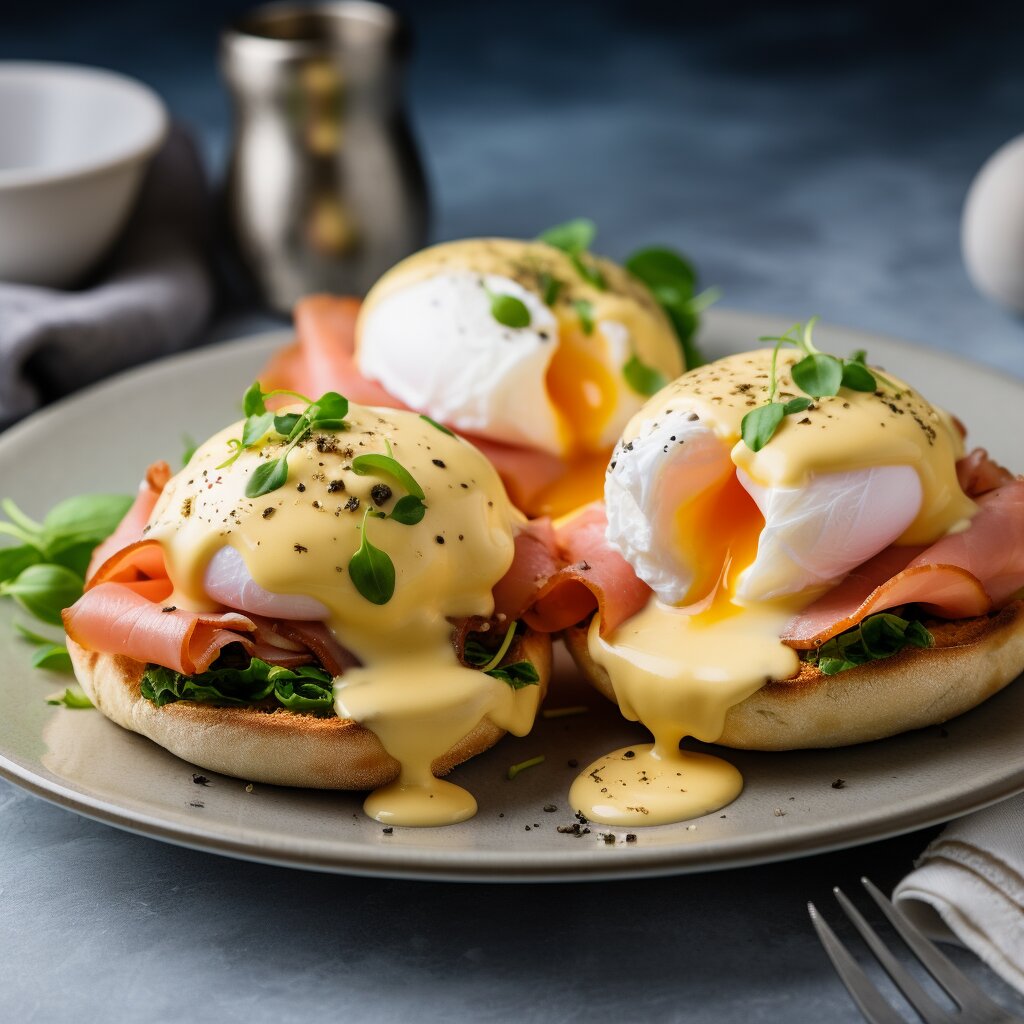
xmin=0 ymin=124 xmax=214 ymax=426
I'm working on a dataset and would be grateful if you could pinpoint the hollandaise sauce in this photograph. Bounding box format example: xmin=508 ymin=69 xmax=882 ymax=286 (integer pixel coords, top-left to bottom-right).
xmin=145 ymin=404 xmax=541 ymax=827
xmin=573 ymin=346 xmax=976 ymax=827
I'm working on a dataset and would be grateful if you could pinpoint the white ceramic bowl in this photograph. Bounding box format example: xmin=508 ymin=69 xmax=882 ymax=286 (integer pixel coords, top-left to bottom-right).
xmin=0 ymin=62 xmax=168 ymax=288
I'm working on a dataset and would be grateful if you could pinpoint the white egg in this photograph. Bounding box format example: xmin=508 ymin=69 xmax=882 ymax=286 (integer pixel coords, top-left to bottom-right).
xmin=204 ymin=545 xmax=329 ymax=620
xmin=962 ymin=133 xmax=1024 ymax=314
xmin=356 ymin=271 xmax=643 ymax=457
xmin=605 ymin=410 xmax=924 ymax=605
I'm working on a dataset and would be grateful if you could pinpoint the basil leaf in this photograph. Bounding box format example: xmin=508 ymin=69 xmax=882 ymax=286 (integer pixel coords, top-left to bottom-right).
xmin=538 ymin=218 xmax=595 ymax=256
xmin=242 ymin=412 xmax=275 ymax=447
xmin=273 ymin=412 xmax=303 ymax=437
xmin=808 ymin=613 xmax=934 ymax=675
xmin=33 ymin=644 xmax=74 ymax=674
xmin=622 ymin=355 xmax=668 ymax=397
xmin=783 ymin=397 xmax=813 ymax=415
xmin=841 ymin=361 xmax=877 ymax=392
xmin=273 ymin=679 xmax=335 ymax=712
xmin=245 ymin=459 xmax=289 ymax=498
xmin=42 ymin=494 xmax=133 ymax=554
xmin=348 ymin=522 xmax=395 ymax=605
xmin=570 ymin=254 xmax=607 ymax=291
xmin=791 ymin=353 xmax=843 ymax=398
xmin=14 ymin=621 xmax=55 ymax=645
xmin=420 ymin=414 xmax=455 ymax=438
xmin=539 ymin=272 xmax=563 ymax=307
xmin=0 ymin=564 xmax=83 ymax=625
xmin=849 ymin=349 xmax=868 ymax=364
xmin=625 ymin=246 xmax=697 ymax=296
xmin=741 ymin=403 xmax=786 ymax=452
xmin=389 ymin=494 xmax=427 ymax=525
xmin=47 ymin=686 xmax=91 ymax=708
xmin=350 ymin=453 xmax=425 ymax=500
xmin=311 ymin=391 xmax=349 ymax=421
xmin=487 ymin=660 xmax=540 ymax=689
xmin=462 ymin=637 xmax=491 ymax=667
xmin=0 ymin=545 xmax=42 ymax=584
xmin=573 ymin=299 xmax=596 ymax=335
xmin=489 ymin=293 xmax=531 ymax=329
xmin=243 ymin=381 xmax=268 ymax=417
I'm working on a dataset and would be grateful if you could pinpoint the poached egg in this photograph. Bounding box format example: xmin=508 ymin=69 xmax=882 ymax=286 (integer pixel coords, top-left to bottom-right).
xmin=355 ymin=238 xmax=685 ymax=516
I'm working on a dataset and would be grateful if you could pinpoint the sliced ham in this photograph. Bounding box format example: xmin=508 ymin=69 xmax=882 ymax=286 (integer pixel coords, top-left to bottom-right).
xmin=957 ymin=448 xmax=1015 ymax=497
xmin=492 ymin=518 xmax=561 ymax=622
xmin=784 ymin=478 xmax=1024 ymax=648
xmin=524 ymin=503 xmax=651 ymax=635
xmin=87 ymin=462 xmax=171 ymax=580
xmin=63 ymin=582 xmax=256 ymax=675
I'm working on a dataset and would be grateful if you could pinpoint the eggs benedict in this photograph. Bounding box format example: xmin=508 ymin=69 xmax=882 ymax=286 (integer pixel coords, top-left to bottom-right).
xmin=259 ymin=222 xmax=711 ymax=517
xmin=62 ymin=387 xmax=553 ymax=827
xmin=525 ymin=322 xmax=1024 ymax=826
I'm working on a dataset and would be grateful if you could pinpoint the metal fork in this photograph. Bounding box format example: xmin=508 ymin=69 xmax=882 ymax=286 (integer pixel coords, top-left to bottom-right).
xmin=808 ymin=877 xmax=1023 ymax=1023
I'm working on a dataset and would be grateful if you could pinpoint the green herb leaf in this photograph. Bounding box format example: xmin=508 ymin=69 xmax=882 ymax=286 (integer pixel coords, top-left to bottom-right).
xmin=41 ymin=494 xmax=133 ymax=555
xmin=33 ymin=644 xmax=74 ymax=673
xmin=841 ymin=361 xmax=877 ymax=392
xmin=791 ymin=352 xmax=844 ymax=398
xmin=507 ymin=755 xmax=544 ymax=780
xmin=15 ymin=621 xmax=57 ymax=645
xmin=0 ymin=545 xmax=42 ymax=585
xmin=273 ymin=678 xmax=335 ymax=712
xmin=389 ymin=495 xmax=427 ymax=525
xmin=783 ymin=396 xmax=813 ymax=415
xmin=1 ymin=499 xmax=43 ymax=544
xmin=348 ymin=511 xmax=396 ymax=605
xmin=538 ymin=218 xmax=595 ymax=255
xmin=47 ymin=686 xmax=91 ymax=708
xmin=487 ymin=660 xmax=540 ymax=689
xmin=245 ymin=459 xmax=290 ymax=498
xmin=350 ymin=454 xmax=425 ymax=500
xmin=573 ymin=299 xmax=596 ymax=335
xmin=310 ymin=392 xmax=349 ymax=421
xmin=489 ymin=292 xmax=532 ymax=329
xmin=242 ymin=381 xmax=268 ymax=417
xmin=740 ymin=403 xmax=786 ymax=452
xmin=241 ymin=412 xmax=275 ymax=447
xmin=539 ymin=272 xmax=563 ymax=307
xmin=622 ymin=355 xmax=668 ymax=397
xmin=570 ymin=253 xmax=607 ymax=291
xmin=273 ymin=412 xmax=303 ymax=437
xmin=625 ymin=247 xmax=697 ymax=295
xmin=808 ymin=613 xmax=934 ymax=675
xmin=420 ymin=414 xmax=455 ymax=438
xmin=0 ymin=564 xmax=83 ymax=625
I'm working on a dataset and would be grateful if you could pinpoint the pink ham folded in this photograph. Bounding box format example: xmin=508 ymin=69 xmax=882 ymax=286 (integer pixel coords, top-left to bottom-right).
xmin=783 ymin=469 xmax=1024 ymax=648
xmin=63 ymin=582 xmax=257 ymax=675
xmin=524 ymin=503 xmax=652 ymax=635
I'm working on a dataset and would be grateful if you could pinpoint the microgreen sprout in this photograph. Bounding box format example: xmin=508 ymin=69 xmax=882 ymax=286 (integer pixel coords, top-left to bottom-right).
xmin=507 ymin=754 xmax=545 ymax=780
xmin=740 ymin=318 xmax=899 ymax=452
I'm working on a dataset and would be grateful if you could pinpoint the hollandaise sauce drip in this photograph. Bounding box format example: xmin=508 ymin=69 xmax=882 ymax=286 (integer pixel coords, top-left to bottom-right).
xmin=145 ymin=406 xmax=541 ymax=827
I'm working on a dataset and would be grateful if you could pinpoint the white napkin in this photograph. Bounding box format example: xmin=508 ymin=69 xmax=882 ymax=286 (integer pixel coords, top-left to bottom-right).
xmin=894 ymin=793 xmax=1024 ymax=993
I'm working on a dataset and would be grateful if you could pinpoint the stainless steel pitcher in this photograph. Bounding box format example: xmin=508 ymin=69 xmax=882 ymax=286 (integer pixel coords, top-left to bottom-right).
xmin=221 ymin=1 xmax=429 ymax=312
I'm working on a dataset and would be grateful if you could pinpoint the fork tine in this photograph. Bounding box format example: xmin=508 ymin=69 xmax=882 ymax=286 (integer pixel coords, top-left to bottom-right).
xmin=808 ymin=901 xmax=909 ymax=1024
xmin=861 ymin=877 xmax=1015 ymax=1018
xmin=832 ymin=886 xmax=952 ymax=1023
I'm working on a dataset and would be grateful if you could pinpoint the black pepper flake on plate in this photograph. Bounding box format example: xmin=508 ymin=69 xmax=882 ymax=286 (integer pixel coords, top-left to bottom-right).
xmin=382 ymin=826 xmax=394 ymax=835
xmin=370 ymin=483 xmax=392 ymax=506
xmin=625 ymin=833 xmax=637 ymax=843
xmin=831 ymin=778 xmax=846 ymax=789
xmin=192 ymin=774 xmax=210 ymax=786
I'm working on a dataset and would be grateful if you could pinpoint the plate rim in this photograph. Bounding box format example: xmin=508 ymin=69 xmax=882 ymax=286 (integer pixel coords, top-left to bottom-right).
xmin=1 ymin=309 xmax=1022 ymax=882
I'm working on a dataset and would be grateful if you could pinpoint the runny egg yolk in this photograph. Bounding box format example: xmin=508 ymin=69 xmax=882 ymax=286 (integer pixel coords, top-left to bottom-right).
xmin=673 ymin=468 xmax=764 ymax=608
xmin=534 ymin=318 xmax=623 ymax=518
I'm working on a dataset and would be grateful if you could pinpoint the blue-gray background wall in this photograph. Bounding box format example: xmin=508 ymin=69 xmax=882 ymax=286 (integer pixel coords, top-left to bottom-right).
xmin=6 ymin=0 xmax=1024 ymax=371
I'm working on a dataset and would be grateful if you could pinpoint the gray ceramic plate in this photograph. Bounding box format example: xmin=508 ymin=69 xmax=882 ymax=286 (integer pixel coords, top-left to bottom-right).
xmin=1 ymin=310 xmax=1022 ymax=882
